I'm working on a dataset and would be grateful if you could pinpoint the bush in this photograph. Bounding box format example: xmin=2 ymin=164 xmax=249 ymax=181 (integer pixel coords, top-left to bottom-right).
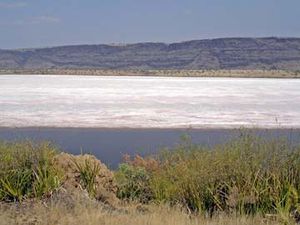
xmin=0 ymin=141 xmax=61 ymax=201
xmin=116 ymin=134 xmax=300 ymax=219
xmin=157 ymin=135 xmax=300 ymax=214
xmin=115 ymin=163 xmax=153 ymax=203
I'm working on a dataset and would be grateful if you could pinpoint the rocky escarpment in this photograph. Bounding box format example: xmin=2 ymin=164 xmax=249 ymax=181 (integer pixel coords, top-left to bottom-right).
xmin=1 ymin=37 xmax=300 ymax=71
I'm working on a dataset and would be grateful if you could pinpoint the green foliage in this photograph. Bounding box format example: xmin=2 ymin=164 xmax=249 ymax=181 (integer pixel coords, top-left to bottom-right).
xmin=0 ymin=141 xmax=61 ymax=201
xmin=72 ymin=158 xmax=100 ymax=198
xmin=0 ymin=169 xmax=32 ymax=202
xmin=33 ymin=160 xmax=61 ymax=198
xmin=116 ymin=134 xmax=300 ymax=221
xmin=115 ymin=163 xmax=153 ymax=203
xmin=156 ymin=135 xmax=300 ymax=214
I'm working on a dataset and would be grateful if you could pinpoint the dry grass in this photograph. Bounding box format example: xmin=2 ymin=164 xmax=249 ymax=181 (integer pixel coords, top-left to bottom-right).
xmin=0 ymin=200 xmax=283 ymax=225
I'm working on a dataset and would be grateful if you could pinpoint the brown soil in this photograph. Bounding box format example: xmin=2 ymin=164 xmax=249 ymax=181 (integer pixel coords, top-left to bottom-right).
xmin=53 ymin=153 xmax=119 ymax=207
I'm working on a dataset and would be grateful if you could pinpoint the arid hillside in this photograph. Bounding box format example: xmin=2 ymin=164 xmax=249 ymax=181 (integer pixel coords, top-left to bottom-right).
xmin=1 ymin=37 xmax=300 ymax=70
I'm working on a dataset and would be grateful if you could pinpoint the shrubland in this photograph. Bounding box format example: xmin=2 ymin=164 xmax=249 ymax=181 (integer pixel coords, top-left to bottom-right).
xmin=0 ymin=133 xmax=300 ymax=224
xmin=116 ymin=134 xmax=300 ymax=223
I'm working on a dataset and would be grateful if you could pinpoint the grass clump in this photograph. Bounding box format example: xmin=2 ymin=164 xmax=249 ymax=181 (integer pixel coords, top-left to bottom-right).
xmin=0 ymin=141 xmax=61 ymax=202
xmin=72 ymin=157 xmax=100 ymax=198
xmin=116 ymin=134 xmax=300 ymax=222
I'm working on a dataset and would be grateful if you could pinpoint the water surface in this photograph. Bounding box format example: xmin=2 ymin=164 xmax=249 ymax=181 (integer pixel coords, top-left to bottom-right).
xmin=1 ymin=127 xmax=299 ymax=168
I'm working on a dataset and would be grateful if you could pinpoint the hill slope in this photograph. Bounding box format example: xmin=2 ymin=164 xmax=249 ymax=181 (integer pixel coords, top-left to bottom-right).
xmin=1 ymin=37 xmax=300 ymax=70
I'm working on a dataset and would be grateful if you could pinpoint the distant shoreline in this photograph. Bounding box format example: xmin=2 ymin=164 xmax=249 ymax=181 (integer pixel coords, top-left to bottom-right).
xmin=1 ymin=69 xmax=300 ymax=78
xmin=1 ymin=126 xmax=300 ymax=130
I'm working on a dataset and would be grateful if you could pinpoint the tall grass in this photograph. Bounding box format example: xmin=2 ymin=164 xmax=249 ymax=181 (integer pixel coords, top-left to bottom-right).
xmin=116 ymin=134 xmax=300 ymax=222
xmin=0 ymin=141 xmax=61 ymax=201
xmin=72 ymin=157 xmax=100 ymax=198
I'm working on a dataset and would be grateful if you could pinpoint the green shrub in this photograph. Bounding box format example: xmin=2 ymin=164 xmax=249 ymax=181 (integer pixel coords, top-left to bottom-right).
xmin=117 ymin=134 xmax=300 ymax=219
xmin=115 ymin=163 xmax=153 ymax=203
xmin=0 ymin=141 xmax=61 ymax=201
xmin=154 ymin=135 xmax=300 ymax=214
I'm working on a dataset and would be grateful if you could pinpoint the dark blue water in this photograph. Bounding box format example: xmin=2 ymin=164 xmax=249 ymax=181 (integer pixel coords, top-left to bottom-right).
xmin=0 ymin=128 xmax=299 ymax=168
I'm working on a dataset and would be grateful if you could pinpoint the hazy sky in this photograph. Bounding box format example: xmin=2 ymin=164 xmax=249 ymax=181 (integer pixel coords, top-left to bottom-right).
xmin=0 ymin=0 xmax=300 ymax=49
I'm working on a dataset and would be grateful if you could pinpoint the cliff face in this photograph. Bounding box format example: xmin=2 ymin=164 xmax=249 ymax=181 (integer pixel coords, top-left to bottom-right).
xmin=1 ymin=37 xmax=300 ymax=70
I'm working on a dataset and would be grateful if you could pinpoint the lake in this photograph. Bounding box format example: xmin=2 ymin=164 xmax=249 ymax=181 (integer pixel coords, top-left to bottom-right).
xmin=0 ymin=75 xmax=299 ymax=167
xmin=1 ymin=127 xmax=299 ymax=168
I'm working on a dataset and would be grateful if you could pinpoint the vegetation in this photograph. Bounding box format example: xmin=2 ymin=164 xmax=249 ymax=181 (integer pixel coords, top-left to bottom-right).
xmin=115 ymin=163 xmax=152 ymax=203
xmin=116 ymin=134 xmax=300 ymax=223
xmin=0 ymin=141 xmax=61 ymax=202
xmin=1 ymin=68 xmax=299 ymax=78
xmin=0 ymin=201 xmax=285 ymax=225
xmin=72 ymin=157 xmax=101 ymax=198
xmin=0 ymin=135 xmax=300 ymax=224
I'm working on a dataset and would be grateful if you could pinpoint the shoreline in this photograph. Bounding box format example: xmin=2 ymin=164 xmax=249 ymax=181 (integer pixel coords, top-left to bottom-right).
xmin=1 ymin=126 xmax=300 ymax=130
xmin=1 ymin=127 xmax=300 ymax=168
xmin=1 ymin=69 xmax=300 ymax=78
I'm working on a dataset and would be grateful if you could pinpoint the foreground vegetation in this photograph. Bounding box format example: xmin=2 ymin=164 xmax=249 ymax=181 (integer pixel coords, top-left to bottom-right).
xmin=0 ymin=141 xmax=61 ymax=202
xmin=0 ymin=200 xmax=285 ymax=225
xmin=116 ymin=134 xmax=300 ymax=224
xmin=0 ymin=134 xmax=300 ymax=224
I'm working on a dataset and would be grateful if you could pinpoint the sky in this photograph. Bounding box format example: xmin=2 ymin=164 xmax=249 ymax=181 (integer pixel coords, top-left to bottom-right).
xmin=0 ymin=0 xmax=300 ymax=49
